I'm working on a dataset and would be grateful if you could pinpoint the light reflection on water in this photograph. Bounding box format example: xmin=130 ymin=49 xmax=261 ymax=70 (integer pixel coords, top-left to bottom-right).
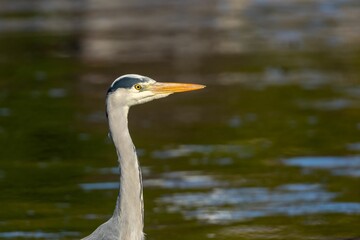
xmin=159 ymin=184 xmax=360 ymax=223
xmin=79 ymin=159 xmax=360 ymax=224
xmin=152 ymin=144 xmax=257 ymax=159
xmin=285 ymin=156 xmax=360 ymax=177
xmin=78 ymin=145 xmax=360 ymax=225
xmin=80 ymin=171 xmax=224 ymax=191
xmin=0 ymin=231 xmax=79 ymax=239
xmin=2 ymin=0 xmax=358 ymax=62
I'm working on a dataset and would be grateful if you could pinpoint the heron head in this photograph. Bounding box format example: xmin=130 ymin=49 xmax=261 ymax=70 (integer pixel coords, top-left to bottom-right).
xmin=106 ymin=74 xmax=205 ymax=107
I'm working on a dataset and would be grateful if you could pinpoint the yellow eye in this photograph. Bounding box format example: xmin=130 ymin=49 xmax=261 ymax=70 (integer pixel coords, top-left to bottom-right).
xmin=134 ymin=84 xmax=142 ymax=90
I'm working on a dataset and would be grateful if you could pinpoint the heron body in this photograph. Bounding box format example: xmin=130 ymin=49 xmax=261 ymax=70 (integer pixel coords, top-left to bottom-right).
xmin=82 ymin=74 xmax=205 ymax=240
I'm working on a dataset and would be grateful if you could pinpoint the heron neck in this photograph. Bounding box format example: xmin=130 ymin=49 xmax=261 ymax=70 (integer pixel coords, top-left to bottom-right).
xmin=107 ymin=105 xmax=144 ymax=240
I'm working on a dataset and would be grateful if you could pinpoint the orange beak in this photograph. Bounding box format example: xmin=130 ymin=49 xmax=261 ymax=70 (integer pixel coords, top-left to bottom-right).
xmin=149 ymin=82 xmax=206 ymax=94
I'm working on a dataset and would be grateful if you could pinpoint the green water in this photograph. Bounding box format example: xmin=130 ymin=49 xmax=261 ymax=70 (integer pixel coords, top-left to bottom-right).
xmin=1 ymin=2 xmax=360 ymax=239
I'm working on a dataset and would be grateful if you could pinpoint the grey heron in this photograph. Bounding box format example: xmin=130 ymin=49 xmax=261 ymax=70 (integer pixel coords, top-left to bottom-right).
xmin=82 ymin=74 xmax=205 ymax=240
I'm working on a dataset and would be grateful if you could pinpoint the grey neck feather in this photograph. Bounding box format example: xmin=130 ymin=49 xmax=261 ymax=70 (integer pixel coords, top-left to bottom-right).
xmin=108 ymin=105 xmax=144 ymax=240
xmin=82 ymin=103 xmax=144 ymax=240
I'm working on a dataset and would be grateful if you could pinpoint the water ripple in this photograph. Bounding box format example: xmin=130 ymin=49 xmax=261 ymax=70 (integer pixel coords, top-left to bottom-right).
xmin=80 ymin=171 xmax=223 ymax=191
xmin=0 ymin=231 xmax=79 ymax=239
xmin=284 ymin=156 xmax=360 ymax=177
xmin=152 ymin=144 xmax=254 ymax=159
xmin=159 ymin=184 xmax=360 ymax=223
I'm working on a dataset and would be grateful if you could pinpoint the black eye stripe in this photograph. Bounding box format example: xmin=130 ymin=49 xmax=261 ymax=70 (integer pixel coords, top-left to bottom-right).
xmin=107 ymin=77 xmax=146 ymax=94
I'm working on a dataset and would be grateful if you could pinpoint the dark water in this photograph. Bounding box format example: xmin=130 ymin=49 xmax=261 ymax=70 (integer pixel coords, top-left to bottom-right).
xmin=0 ymin=1 xmax=360 ymax=239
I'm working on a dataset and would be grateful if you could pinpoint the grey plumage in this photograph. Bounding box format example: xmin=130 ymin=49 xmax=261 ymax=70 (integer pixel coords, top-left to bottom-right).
xmin=81 ymin=74 xmax=205 ymax=240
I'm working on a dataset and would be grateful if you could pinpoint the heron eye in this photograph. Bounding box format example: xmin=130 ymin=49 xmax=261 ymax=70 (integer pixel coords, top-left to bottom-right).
xmin=134 ymin=84 xmax=142 ymax=90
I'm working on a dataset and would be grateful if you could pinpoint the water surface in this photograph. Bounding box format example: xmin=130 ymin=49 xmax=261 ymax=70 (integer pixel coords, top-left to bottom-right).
xmin=0 ymin=1 xmax=359 ymax=239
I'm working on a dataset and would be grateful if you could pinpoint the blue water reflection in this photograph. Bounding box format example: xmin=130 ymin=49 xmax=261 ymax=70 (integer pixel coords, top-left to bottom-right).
xmin=285 ymin=156 xmax=360 ymax=177
xmin=0 ymin=231 xmax=79 ymax=239
xmin=160 ymin=184 xmax=360 ymax=223
xmin=80 ymin=171 xmax=224 ymax=191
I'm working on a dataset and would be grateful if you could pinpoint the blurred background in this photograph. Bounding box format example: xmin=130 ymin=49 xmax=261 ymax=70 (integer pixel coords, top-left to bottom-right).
xmin=0 ymin=0 xmax=359 ymax=239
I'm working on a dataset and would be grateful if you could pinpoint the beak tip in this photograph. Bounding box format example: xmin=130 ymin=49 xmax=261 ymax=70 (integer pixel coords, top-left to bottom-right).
xmin=151 ymin=82 xmax=206 ymax=93
xmin=188 ymin=83 xmax=206 ymax=92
